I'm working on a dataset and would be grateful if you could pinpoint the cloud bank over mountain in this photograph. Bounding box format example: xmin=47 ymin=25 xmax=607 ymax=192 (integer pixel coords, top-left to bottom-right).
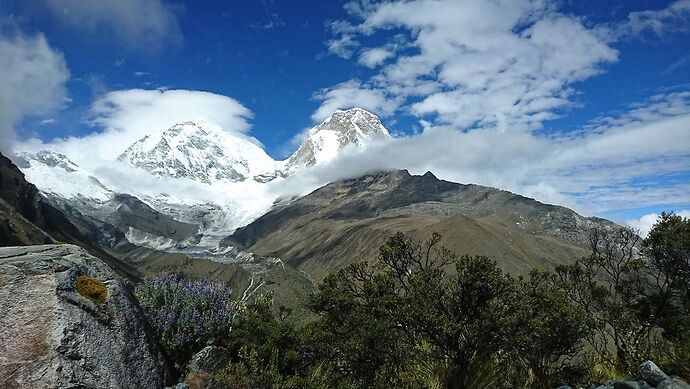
xmin=2 ymin=0 xmax=688 ymax=225
xmin=20 ymin=89 xmax=259 ymax=166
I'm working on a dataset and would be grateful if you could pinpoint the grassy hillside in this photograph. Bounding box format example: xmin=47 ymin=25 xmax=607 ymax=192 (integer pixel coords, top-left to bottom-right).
xmin=224 ymin=170 xmax=617 ymax=280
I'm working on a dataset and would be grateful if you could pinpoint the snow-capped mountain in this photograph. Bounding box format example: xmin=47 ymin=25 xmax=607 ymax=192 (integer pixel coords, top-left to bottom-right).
xmin=285 ymin=108 xmax=391 ymax=171
xmin=13 ymin=108 xmax=390 ymax=251
xmin=117 ymin=121 xmax=281 ymax=184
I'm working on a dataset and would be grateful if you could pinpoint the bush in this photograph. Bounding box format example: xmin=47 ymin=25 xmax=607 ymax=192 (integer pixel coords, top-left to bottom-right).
xmin=308 ymin=233 xmax=594 ymax=388
xmin=135 ymin=274 xmax=236 ymax=364
xmin=76 ymin=275 xmax=108 ymax=304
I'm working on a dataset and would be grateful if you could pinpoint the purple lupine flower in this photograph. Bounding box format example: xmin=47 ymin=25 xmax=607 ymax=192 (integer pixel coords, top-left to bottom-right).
xmin=135 ymin=274 xmax=236 ymax=362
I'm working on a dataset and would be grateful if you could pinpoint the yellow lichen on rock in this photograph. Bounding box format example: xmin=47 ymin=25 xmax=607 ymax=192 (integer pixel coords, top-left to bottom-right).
xmin=76 ymin=275 xmax=107 ymax=304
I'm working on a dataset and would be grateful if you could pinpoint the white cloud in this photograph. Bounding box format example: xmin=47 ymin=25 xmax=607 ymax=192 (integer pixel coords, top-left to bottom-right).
xmin=42 ymin=0 xmax=182 ymax=50
xmin=0 ymin=32 xmax=69 ymax=152
xmin=311 ymin=80 xmax=400 ymax=122
xmin=19 ymin=89 xmax=256 ymax=166
xmin=325 ymin=34 xmax=359 ymax=59
xmin=618 ymin=0 xmax=690 ymax=38
xmin=627 ymin=210 xmax=690 ymax=237
xmin=318 ymin=0 xmax=618 ymax=130
xmin=358 ymin=47 xmax=394 ymax=67
xmin=305 ymin=0 xmax=690 ymax=217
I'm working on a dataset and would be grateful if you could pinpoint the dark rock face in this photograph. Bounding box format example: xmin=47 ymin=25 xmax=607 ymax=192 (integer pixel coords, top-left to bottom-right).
xmin=640 ymin=361 xmax=672 ymax=386
xmin=0 ymin=244 xmax=172 ymax=388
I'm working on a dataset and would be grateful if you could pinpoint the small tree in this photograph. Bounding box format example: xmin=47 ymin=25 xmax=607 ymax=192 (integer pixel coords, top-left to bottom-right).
xmin=553 ymin=215 xmax=690 ymax=375
xmin=641 ymin=212 xmax=690 ymax=378
xmin=520 ymin=270 xmax=596 ymax=387
xmin=641 ymin=212 xmax=690 ymax=340
xmin=552 ymin=227 xmax=650 ymax=373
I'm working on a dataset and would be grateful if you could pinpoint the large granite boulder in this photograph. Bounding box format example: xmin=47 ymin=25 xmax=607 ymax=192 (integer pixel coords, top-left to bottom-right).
xmin=0 ymin=244 xmax=172 ymax=388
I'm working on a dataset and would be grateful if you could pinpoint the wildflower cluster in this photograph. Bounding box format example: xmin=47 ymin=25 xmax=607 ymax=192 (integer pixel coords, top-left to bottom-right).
xmin=135 ymin=274 xmax=236 ymax=362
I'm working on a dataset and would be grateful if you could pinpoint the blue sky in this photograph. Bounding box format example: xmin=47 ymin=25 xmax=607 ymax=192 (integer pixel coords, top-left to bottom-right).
xmin=1 ymin=0 xmax=689 ymax=231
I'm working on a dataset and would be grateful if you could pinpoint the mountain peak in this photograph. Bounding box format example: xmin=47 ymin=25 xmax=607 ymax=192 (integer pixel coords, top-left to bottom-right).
xmin=320 ymin=108 xmax=389 ymax=135
xmin=16 ymin=149 xmax=79 ymax=173
xmin=117 ymin=121 xmax=279 ymax=184
xmin=285 ymin=108 xmax=391 ymax=170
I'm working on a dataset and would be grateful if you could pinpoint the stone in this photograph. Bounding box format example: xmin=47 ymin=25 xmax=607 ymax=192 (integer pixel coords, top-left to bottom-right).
xmin=0 ymin=244 xmax=172 ymax=388
xmin=639 ymin=360 xmax=671 ymax=386
xmin=185 ymin=345 xmax=232 ymax=389
xmin=613 ymin=381 xmax=653 ymax=389
xmin=658 ymin=378 xmax=690 ymax=389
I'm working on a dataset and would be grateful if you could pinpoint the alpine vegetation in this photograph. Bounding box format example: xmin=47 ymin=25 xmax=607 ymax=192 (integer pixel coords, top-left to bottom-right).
xmin=135 ymin=274 xmax=236 ymax=364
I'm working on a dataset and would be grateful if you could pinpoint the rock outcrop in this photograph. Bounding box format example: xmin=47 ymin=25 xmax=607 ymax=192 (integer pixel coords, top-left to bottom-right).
xmin=0 ymin=244 xmax=172 ymax=388
xmin=557 ymin=360 xmax=690 ymax=389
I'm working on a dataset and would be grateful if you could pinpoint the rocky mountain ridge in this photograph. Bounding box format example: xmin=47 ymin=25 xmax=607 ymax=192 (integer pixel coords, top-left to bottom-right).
xmin=224 ymin=169 xmax=620 ymax=279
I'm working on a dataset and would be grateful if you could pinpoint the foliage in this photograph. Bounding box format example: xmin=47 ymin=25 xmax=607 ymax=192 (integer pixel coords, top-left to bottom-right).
xmin=210 ymin=294 xmax=352 ymax=388
xmin=551 ymin=212 xmax=690 ymax=377
xmin=221 ymin=294 xmax=302 ymax=385
xmin=307 ymin=232 xmax=594 ymax=388
xmin=134 ymin=212 xmax=690 ymax=387
xmin=641 ymin=212 xmax=690 ymax=341
xmin=76 ymin=274 xmax=107 ymax=304
xmin=135 ymin=274 xmax=236 ymax=364
xmin=642 ymin=212 xmax=690 ymax=379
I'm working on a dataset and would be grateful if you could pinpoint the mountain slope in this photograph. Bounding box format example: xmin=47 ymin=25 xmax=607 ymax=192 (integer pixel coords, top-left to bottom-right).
xmin=15 ymin=149 xmax=113 ymax=201
xmin=223 ymin=170 xmax=619 ymax=280
xmin=0 ymin=151 xmax=142 ymax=279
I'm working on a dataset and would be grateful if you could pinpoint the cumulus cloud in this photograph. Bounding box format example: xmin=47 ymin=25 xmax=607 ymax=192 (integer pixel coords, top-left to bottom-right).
xmin=627 ymin=210 xmax=690 ymax=237
xmin=311 ymin=80 xmax=401 ymax=122
xmin=19 ymin=89 xmax=256 ymax=166
xmin=325 ymin=34 xmax=359 ymax=59
xmin=0 ymin=31 xmax=69 ymax=152
xmin=305 ymin=0 xmax=690 ymax=219
xmin=42 ymin=0 xmax=182 ymax=50
xmin=317 ymin=0 xmax=619 ymax=131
